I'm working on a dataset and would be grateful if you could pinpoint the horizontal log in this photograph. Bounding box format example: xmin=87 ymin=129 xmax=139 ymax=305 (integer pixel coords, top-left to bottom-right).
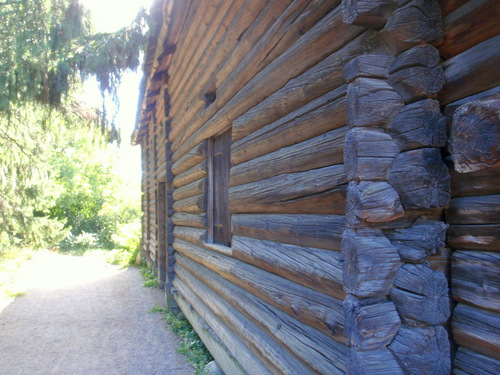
xmin=388 ymin=148 xmax=450 ymax=210
xmin=389 ymin=44 xmax=440 ymax=74
xmin=443 ymin=85 xmax=500 ymax=119
xmin=440 ymin=0 xmax=500 ymax=59
xmin=346 ymin=181 xmax=404 ymax=225
xmin=450 ymin=165 xmax=500 ymax=198
xmin=176 ymin=254 xmax=347 ymax=374
xmin=452 ymin=250 xmax=500 ymax=312
xmin=172 ymin=177 xmax=207 ymax=201
xmin=344 ymin=295 xmax=401 ymax=350
xmin=342 ymin=0 xmax=396 ymax=28
xmin=173 ymin=278 xmax=272 ymax=375
xmin=343 ymin=54 xmax=393 ymax=83
xmin=349 ymin=348 xmax=404 ymax=375
xmin=388 ymin=325 xmax=451 ymax=375
xmin=453 ymin=347 xmax=500 ymax=375
xmin=172 ymin=194 xmax=206 ymax=213
xmin=171 ymin=140 xmax=207 ymax=176
xmin=173 ymin=239 xmax=345 ymax=341
xmin=347 ymin=77 xmax=404 ymax=127
xmin=232 ymin=214 xmax=345 ymax=251
xmin=232 ymin=86 xmax=347 ymax=166
xmin=449 ymin=99 xmax=500 ymax=173
xmin=175 ymin=262 xmax=315 ymax=375
xmin=342 ymin=228 xmax=401 ymax=297
xmin=447 ymin=224 xmax=500 ymax=252
xmin=387 ymin=98 xmax=446 ymax=151
xmin=230 ymin=127 xmax=347 ymax=187
xmin=172 ymin=212 xmax=207 ymax=229
xmin=344 ymin=127 xmax=399 ymax=181
xmin=446 ymin=195 xmax=500 ymax=225
xmin=173 ymin=226 xmax=206 ymax=246
xmin=439 ymin=34 xmax=500 ymax=105
xmin=232 ymin=29 xmax=377 ymax=142
xmin=390 ymin=264 xmax=450 ymax=325
xmin=229 ymin=165 xmax=347 ymax=214
xmin=453 ymin=303 xmax=500 ymax=359
xmin=172 ymin=160 xmax=208 ymax=189
xmin=231 ymin=235 xmax=344 ymax=299
xmin=385 ymin=219 xmax=447 ymax=262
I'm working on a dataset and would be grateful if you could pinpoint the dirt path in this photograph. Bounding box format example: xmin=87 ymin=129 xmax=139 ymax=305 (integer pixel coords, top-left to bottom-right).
xmin=0 ymin=252 xmax=193 ymax=375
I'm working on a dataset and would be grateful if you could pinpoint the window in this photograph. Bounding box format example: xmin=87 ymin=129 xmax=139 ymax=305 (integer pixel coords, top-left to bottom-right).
xmin=208 ymin=129 xmax=231 ymax=246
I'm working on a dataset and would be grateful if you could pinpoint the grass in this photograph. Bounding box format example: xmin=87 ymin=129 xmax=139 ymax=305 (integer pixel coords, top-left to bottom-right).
xmin=139 ymin=266 xmax=159 ymax=288
xmin=0 ymin=247 xmax=35 ymax=302
xmin=150 ymin=306 xmax=214 ymax=375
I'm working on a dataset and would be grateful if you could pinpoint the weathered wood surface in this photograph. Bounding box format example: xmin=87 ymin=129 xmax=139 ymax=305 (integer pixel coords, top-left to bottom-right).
xmin=388 ymin=65 xmax=444 ymax=103
xmin=447 ymin=224 xmax=500 ymax=252
xmin=172 ymin=160 xmax=208 ymax=189
xmin=388 ymin=325 xmax=451 ymax=375
xmin=347 ymin=181 xmax=404 ymax=224
xmin=440 ymin=35 xmax=500 ymax=105
xmin=172 ymin=193 xmax=206 ymax=213
xmin=230 ymin=127 xmax=347 ymax=187
xmin=232 ymin=30 xmax=377 ymax=142
xmin=173 ymin=239 xmax=346 ymax=341
xmin=443 ymin=85 xmax=500 ymax=119
xmin=176 ymin=254 xmax=347 ymax=374
xmin=440 ymin=0 xmax=500 ymax=59
xmin=342 ymin=0 xmax=396 ymax=28
xmin=344 ymin=127 xmax=399 ymax=181
xmin=173 ymin=278 xmax=273 ymax=375
xmin=452 ymin=250 xmax=500 ymax=312
xmin=344 ymin=295 xmax=401 ymax=350
xmin=173 ymin=226 xmax=206 ymax=246
xmin=385 ymin=219 xmax=447 ymax=262
xmin=231 ymin=235 xmax=344 ymax=299
xmin=389 ymin=44 xmax=440 ymax=74
xmin=348 ymin=348 xmax=403 ymax=375
xmin=449 ymin=165 xmax=500 ymax=198
xmin=171 ymin=141 xmax=207 ymax=176
xmin=172 ymin=177 xmax=207 ymax=201
xmin=232 ymin=214 xmax=345 ymax=251
xmin=449 ymin=100 xmax=500 ymax=173
xmin=232 ymin=86 xmax=347 ymax=166
xmin=172 ymin=212 xmax=207 ymax=229
xmin=175 ymin=262 xmax=316 ymax=375
xmin=453 ymin=303 xmax=500 ymax=359
xmin=387 ymin=98 xmax=446 ymax=151
xmin=446 ymin=195 xmax=500 ymax=225
xmin=453 ymin=347 xmax=500 ymax=375
xmin=343 ymin=54 xmax=393 ymax=83
xmin=342 ymin=228 xmax=401 ymax=297
xmin=171 ymin=5 xmax=365 ymax=161
xmin=388 ymin=148 xmax=450 ymax=209
xmin=347 ymin=78 xmax=404 ymax=127
xmin=390 ymin=264 xmax=450 ymax=325
xmin=229 ymin=165 xmax=346 ymax=214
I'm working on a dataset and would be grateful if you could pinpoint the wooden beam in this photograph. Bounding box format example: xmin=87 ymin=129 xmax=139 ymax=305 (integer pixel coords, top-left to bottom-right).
xmin=171 ymin=140 xmax=207 ymax=176
xmin=172 ymin=160 xmax=208 ymax=189
xmin=172 ymin=212 xmax=207 ymax=229
xmin=448 ymin=224 xmax=500 ymax=252
xmin=450 ymin=166 xmax=500 ymax=198
xmin=172 ymin=177 xmax=207 ymax=201
xmin=342 ymin=0 xmax=397 ymax=28
xmin=446 ymin=195 xmax=500 ymax=225
xmin=453 ymin=347 xmax=500 ymax=375
xmin=172 ymin=194 xmax=206 ymax=213
xmin=348 ymin=348 xmax=403 ymax=375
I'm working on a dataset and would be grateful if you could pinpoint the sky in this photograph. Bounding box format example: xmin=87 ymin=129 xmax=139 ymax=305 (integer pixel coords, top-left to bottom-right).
xmin=79 ymin=0 xmax=153 ymax=185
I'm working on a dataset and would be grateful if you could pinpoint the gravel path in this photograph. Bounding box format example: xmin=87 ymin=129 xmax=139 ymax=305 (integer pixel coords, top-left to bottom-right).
xmin=0 ymin=252 xmax=193 ymax=375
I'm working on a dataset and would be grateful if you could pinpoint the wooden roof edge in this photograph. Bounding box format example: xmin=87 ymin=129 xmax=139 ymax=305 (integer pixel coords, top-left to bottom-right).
xmin=132 ymin=0 xmax=191 ymax=146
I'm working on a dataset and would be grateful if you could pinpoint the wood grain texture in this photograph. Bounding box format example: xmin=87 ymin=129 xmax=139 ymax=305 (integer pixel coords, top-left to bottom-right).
xmin=172 ymin=160 xmax=208 ymax=189
xmin=172 ymin=177 xmax=207 ymax=201
xmin=342 ymin=0 xmax=397 ymax=27
xmin=348 ymin=348 xmax=403 ymax=375
xmin=171 ymin=140 xmax=207 ymax=176
xmin=389 ymin=44 xmax=440 ymax=74
xmin=388 ymin=65 xmax=444 ymax=103
xmin=343 ymin=54 xmax=393 ymax=83
xmin=447 ymin=224 xmax=500 ymax=252
xmin=449 ymin=165 xmax=500 ymax=198
xmin=172 ymin=212 xmax=207 ymax=229
xmin=172 ymin=193 xmax=206 ymax=213
xmin=446 ymin=195 xmax=500 ymax=225
xmin=453 ymin=347 xmax=500 ymax=375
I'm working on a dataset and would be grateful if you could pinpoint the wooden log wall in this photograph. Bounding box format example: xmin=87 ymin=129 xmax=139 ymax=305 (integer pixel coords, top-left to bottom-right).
xmin=438 ymin=0 xmax=500 ymax=371
xmin=133 ymin=0 xmax=499 ymax=373
xmin=341 ymin=0 xmax=452 ymax=373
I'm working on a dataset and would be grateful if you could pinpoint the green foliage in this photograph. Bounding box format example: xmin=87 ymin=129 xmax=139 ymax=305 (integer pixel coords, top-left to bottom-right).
xmin=140 ymin=267 xmax=158 ymax=288
xmin=150 ymin=306 xmax=214 ymax=374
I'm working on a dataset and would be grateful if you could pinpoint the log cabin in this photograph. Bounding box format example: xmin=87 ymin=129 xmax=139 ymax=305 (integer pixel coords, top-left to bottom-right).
xmin=131 ymin=0 xmax=500 ymax=373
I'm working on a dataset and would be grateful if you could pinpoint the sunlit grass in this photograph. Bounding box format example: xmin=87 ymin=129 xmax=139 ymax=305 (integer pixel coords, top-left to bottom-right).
xmin=0 ymin=247 xmax=35 ymax=306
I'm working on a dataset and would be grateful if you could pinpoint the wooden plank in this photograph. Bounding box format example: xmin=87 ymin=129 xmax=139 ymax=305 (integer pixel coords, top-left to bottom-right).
xmin=453 ymin=303 xmax=500 ymax=359
xmin=440 ymin=0 xmax=500 ymax=59
xmin=171 ymin=140 xmax=207 ymax=176
xmin=232 ymin=86 xmax=347 ymax=166
xmin=390 ymin=264 xmax=450 ymax=325
xmin=231 ymin=235 xmax=345 ymax=299
xmin=172 ymin=160 xmax=208 ymax=189
xmin=447 ymin=224 xmax=500 ymax=252
xmin=173 ymin=239 xmax=346 ymax=342
xmin=172 ymin=193 xmax=206 ymax=213
xmin=452 ymin=250 xmax=500 ymax=312
xmin=176 ymin=254 xmax=347 ymax=374
xmin=173 ymin=226 xmax=206 ymax=246
xmin=229 ymin=165 xmax=347 ymax=215
xmin=453 ymin=347 xmax=500 ymax=375
xmin=388 ymin=325 xmax=451 ymax=374
xmin=449 ymin=99 xmax=500 ymax=173
xmin=450 ymin=165 xmax=500 ymax=198
xmin=446 ymin=195 xmax=500 ymax=225
xmin=230 ymin=127 xmax=347 ymax=187
xmin=172 ymin=212 xmax=207 ymax=229
xmin=443 ymin=85 xmax=500 ymax=118
xmin=439 ymin=34 xmax=500 ymax=105
xmin=173 ymin=278 xmax=273 ymax=375
xmin=232 ymin=214 xmax=345 ymax=251
xmin=172 ymin=177 xmax=207 ymax=201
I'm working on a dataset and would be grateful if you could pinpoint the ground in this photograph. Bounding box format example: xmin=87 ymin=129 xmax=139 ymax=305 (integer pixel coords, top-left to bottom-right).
xmin=0 ymin=252 xmax=193 ymax=375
